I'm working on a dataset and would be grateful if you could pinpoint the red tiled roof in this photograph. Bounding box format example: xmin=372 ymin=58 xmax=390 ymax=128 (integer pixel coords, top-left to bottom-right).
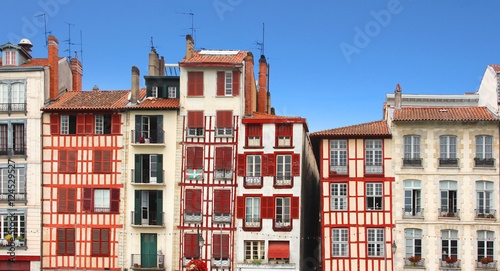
xmin=180 ymin=50 xmax=248 ymax=64
xmin=42 ymin=90 xmax=130 ymax=111
xmin=490 ymin=65 xmax=500 ymax=72
xmin=244 ymin=112 xmax=303 ymax=120
xmin=123 ymin=98 xmax=180 ymax=109
xmin=0 ymin=57 xmax=65 ymax=67
xmin=393 ymin=107 xmax=498 ymax=122
xmin=311 ymin=120 xmax=390 ymax=137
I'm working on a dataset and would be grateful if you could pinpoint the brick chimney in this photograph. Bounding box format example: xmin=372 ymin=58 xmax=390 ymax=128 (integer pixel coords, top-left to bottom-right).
xmin=257 ymin=55 xmax=268 ymax=113
xmin=395 ymin=84 xmax=402 ymax=110
xmin=48 ymin=36 xmax=59 ymax=100
xmin=148 ymin=48 xmax=159 ymax=76
xmin=70 ymin=57 xmax=82 ymax=91
xmin=131 ymin=66 xmax=140 ymax=104
xmin=244 ymin=52 xmax=256 ymax=115
xmin=186 ymin=35 xmax=194 ymax=60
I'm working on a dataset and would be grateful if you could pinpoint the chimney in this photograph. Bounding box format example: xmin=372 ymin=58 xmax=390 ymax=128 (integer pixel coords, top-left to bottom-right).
xmin=244 ymin=53 xmax=255 ymax=115
xmin=395 ymin=84 xmax=402 ymax=110
xmin=48 ymin=36 xmax=59 ymax=100
xmin=160 ymin=56 xmax=165 ymax=76
xmin=257 ymin=55 xmax=268 ymax=113
xmin=131 ymin=66 xmax=140 ymax=104
xmin=148 ymin=48 xmax=159 ymax=76
xmin=186 ymin=35 xmax=194 ymax=60
xmin=70 ymin=56 xmax=82 ymax=91
xmin=267 ymin=92 xmax=272 ymax=114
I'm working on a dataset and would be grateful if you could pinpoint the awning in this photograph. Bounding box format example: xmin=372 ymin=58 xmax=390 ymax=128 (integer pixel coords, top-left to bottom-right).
xmin=268 ymin=241 xmax=289 ymax=258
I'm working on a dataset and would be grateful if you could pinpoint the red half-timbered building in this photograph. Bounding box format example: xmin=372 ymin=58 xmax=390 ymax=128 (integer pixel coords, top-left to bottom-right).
xmin=311 ymin=120 xmax=394 ymax=271
xmin=41 ymin=90 xmax=129 ymax=270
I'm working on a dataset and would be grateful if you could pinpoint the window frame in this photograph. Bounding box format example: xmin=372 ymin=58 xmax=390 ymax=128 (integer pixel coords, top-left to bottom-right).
xmin=168 ymin=86 xmax=176 ymax=98
xmin=276 ymin=154 xmax=292 ymax=181
xmin=440 ymin=181 xmax=458 ymax=215
xmin=187 ymin=111 xmax=204 ymax=137
xmin=439 ymin=135 xmax=457 ymax=159
xmin=151 ymin=86 xmax=158 ymax=98
xmin=91 ymin=228 xmax=110 ymax=257
xmin=245 ymin=196 xmax=261 ymax=228
xmin=0 ymin=210 xmax=26 ymax=242
xmin=366 ymin=182 xmax=383 ymax=211
xmin=57 ymin=228 xmax=75 ymax=256
xmin=403 ymin=180 xmax=422 ymax=216
xmin=216 ymin=110 xmax=233 ymax=137
xmin=275 ymin=196 xmax=291 ymax=228
xmin=404 ymin=228 xmax=422 ymax=259
xmin=476 ymin=181 xmax=493 ymax=214
xmin=476 ymin=135 xmax=493 ymax=159
xmin=367 ymin=228 xmax=384 ymax=257
xmin=477 ymin=230 xmax=494 ymax=261
xmin=441 ymin=229 xmax=458 ymax=260
xmin=365 ymin=139 xmax=383 ymax=167
xmin=275 ymin=124 xmax=292 ymax=148
xmin=330 ymin=183 xmax=348 ymax=211
xmin=0 ymin=166 xmax=26 ymax=202
xmin=93 ymin=150 xmax=112 ymax=173
xmin=245 ymin=240 xmax=265 ymax=261
xmin=330 ymin=140 xmax=347 ymax=174
xmin=331 ymin=228 xmax=349 ymax=257
xmin=93 ymin=189 xmax=111 ymax=213
xmin=404 ymin=135 xmax=421 ymax=159
xmin=246 ymin=124 xmax=262 ymax=147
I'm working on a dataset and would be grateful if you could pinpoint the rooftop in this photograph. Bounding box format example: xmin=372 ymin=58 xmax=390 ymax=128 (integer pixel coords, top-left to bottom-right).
xmin=393 ymin=107 xmax=499 ymax=122
xmin=310 ymin=120 xmax=390 ymax=137
xmin=42 ymin=90 xmax=131 ymax=111
xmin=180 ymin=50 xmax=248 ymax=66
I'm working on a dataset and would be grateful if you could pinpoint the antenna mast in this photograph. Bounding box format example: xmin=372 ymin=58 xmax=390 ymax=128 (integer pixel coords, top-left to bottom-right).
xmin=34 ymin=13 xmax=51 ymax=47
xmin=64 ymin=22 xmax=75 ymax=59
xmin=256 ymin=23 xmax=265 ymax=56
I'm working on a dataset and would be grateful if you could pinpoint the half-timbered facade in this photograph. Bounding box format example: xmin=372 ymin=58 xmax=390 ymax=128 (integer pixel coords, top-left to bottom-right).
xmin=311 ymin=120 xmax=394 ymax=271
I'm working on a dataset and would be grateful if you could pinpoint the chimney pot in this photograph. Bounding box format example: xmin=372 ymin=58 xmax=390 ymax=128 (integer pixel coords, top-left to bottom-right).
xmin=395 ymin=84 xmax=402 ymax=110
xmin=48 ymin=36 xmax=59 ymax=100
xmin=186 ymin=35 xmax=194 ymax=60
xmin=70 ymin=58 xmax=82 ymax=91
xmin=258 ymin=55 xmax=268 ymax=113
xmin=131 ymin=66 xmax=140 ymax=103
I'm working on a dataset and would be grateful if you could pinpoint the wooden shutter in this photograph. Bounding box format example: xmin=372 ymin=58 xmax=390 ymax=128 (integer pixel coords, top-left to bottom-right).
xmin=188 ymin=72 xmax=196 ymax=96
xmin=217 ymin=71 xmax=225 ymax=96
xmin=277 ymin=124 xmax=292 ymax=137
xmin=156 ymin=115 xmax=164 ymax=143
xmin=247 ymin=124 xmax=261 ymax=137
xmin=57 ymin=228 xmax=66 ymax=255
xmin=67 ymin=188 xmax=76 ymax=213
xmin=50 ymin=114 xmax=60 ymax=135
xmin=66 ymin=229 xmax=75 ymax=255
xmin=58 ymin=150 xmax=67 ymax=172
xmin=196 ymin=111 xmax=204 ymax=128
xmin=232 ymin=70 xmax=240 ymax=95
xmin=292 ymin=153 xmax=300 ymax=176
xmin=262 ymin=154 xmax=268 ymax=176
xmin=134 ymin=190 xmax=141 ymax=225
xmin=94 ymin=151 xmax=102 ymax=172
xmin=68 ymin=150 xmax=76 ymax=172
xmin=215 ymin=147 xmax=223 ymax=170
xmin=185 ymin=189 xmax=194 ymax=212
xmin=223 ymin=147 xmax=232 ymax=170
xmin=267 ymin=154 xmax=275 ymax=176
xmin=217 ymin=111 xmax=232 ymax=128
xmin=134 ymin=154 xmax=141 ymax=183
xmin=186 ymin=147 xmax=195 ymax=169
xmin=92 ymin=229 xmax=100 ymax=256
xmin=193 ymin=189 xmax=202 ymax=213
xmin=85 ymin=115 xmax=94 ymax=134
xmin=157 ymin=155 xmax=163 ymax=183
xmin=156 ymin=190 xmax=163 ymax=225
xmin=222 ymin=234 xmax=229 ymax=257
xmin=213 ymin=234 xmax=229 ymax=258
xmin=214 ymin=190 xmax=222 ymax=214
xmin=237 ymin=154 xmax=245 ymax=176
xmin=103 ymin=150 xmax=111 ymax=172
xmin=101 ymin=229 xmax=109 ymax=255
xmin=222 ymin=190 xmax=231 ymax=213
xmin=262 ymin=196 xmax=274 ymax=219
xmin=82 ymin=187 xmax=93 ymax=212
xmin=236 ymin=196 xmax=244 ymax=218
xmin=134 ymin=115 xmax=141 ymax=142
xmin=291 ymin=197 xmax=300 ymax=219
xmin=58 ymin=188 xmax=67 ymax=212
xmin=195 ymin=72 xmax=203 ymax=95
xmin=111 ymin=114 xmax=121 ymax=134
xmin=110 ymin=188 xmax=120 ymax=213
xmin=187 ymin=111 xmax=195 ymax=128
xmin=184 ymin=234 xmax=196 ymax=258
xmin=194 ymin=147 xmax=203 ymax=169
xmin=76 ymin=115 xmax=85 ymax=134
xmin=213 ymin=234 xmax=222 ymax=258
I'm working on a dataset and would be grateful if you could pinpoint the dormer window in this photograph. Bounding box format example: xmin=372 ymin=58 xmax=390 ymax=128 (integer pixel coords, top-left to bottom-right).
xmin=4 ymin=51 xmax=16 ymax=66
xmin=168 ymin=86 xmax=176 ymax=98
xmin=151 ymin=86 xmax=158 ymax=98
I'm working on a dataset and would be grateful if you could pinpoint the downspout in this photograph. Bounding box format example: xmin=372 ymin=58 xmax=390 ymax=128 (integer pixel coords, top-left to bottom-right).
xmin=120 ymin=110 xmax=128 ymax=271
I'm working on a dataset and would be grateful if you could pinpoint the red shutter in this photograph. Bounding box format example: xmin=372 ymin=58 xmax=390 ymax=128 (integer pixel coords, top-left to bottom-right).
xmin=222 ymin=190 xmax=231 ymax=213
xmin=195 ymin=72 xmax=204 ymax=95
xmin=213 ymin=234 xmax=229 ymax=258
xmin=213 ymin=234 xmax=221 ymax=258
xmin=58 ymin=188 xmax=67 ymax=212
xmin=85 ymin=115 xmax=94 ymax=134
xmin=292 ymin=153 xmax=300 ymax=176
xmin=232 ymin=70 xmax=240 ymax=96
xmin=262 ymin=196 xmax=274 ymax=219
xmin=267 ymin=154 xmax=275 ymax=176
xmin=237 ymin=154 xmax=245 ymax=176
xmin=188 ymin=72 xmax=196 ymax=96
xmin=68 ymin=150 xmax=76 ymax=172
xmin=195 ymin=111 xmax=204 ymax=127
xmin=215 ymin=147 xmax=223 ymax=170
xmin=186 ymin=147 xmax=194 ymax=169
xmin=185 ymin=190 xmax=194 ymax=212
xmin=82 ymin=187 xmax=93 ymax=212
xmin=236 ymin=196 xmax=244 ymax=218
xmin=261 ymin=196 xmax=268 ymax=219
xmin=59 ymin=150 xmax=67 ymax=172
xmin=57 ymin=228 xmax=66 ymax=255
xmin=76 ymin=115 xmax=85 ymax=134
xmin=101 ymin=229 xmax=109 ymax=255
xmin=103 ymin=150 xmax=112 ymax=172
xmin=222 ymin=234 xmax=229 ymax=258
xmin=277 ymin=124 xmax=292 ymax=137
xmin=184 ymin=234 xmax=197 ymax=258
xmin=262 ymin=154 xmax=268 ymax=176
xmin=223 ymin=147 xmax=232 ymax=170
xmin=214 ymin=190 xmax=222 ymax=214
xmin=67 ymin=188 xmax=76 ymax=213
xmin=291 ymin=197 xmax=299 ymax=219
xmin=194 ymin=147 xmax=203 ymax=169
xmin=50 ymin=114 xmax=60 ymax=135
xmin=66 ymin=229 xmax=75 ymax=254
xmin=187 ymin=111 xmax=195 ymax=128
xmin=224 ymin=111 xmax=232 ymax=127
xmin=193 ymin=190 xmax=202 ymax=212
xmin=217 ymin=71 xmax=225 ymax=96
xmin=94 ymin=151 xmax=102 ymax=172
xmin=92 ymin=229 xmax=100 ymax=255
xmin=217 ymin=111 xmax=223 ymax=128
xmin=110 ymin=188 xmax=120 ymax=213
xmin=247 ymin=124 xmax=261 ymax=137
xmin=111 ymin=114 xmax=121 ymax=134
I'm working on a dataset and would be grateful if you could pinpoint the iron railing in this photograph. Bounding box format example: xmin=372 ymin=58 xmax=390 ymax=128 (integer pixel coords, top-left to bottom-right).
xmin=475 ymin=209 xmax=496 ymax=219
xmin=365 ymin=165 xmax=383 ymax=174
xmin=130 ymin=254 xmax=165 ymax=269
xmin=402 ymin=207 xmax=424 ymax=218
xmin=131 ymin=130 xmax=165 ymax=144
xmin=404 ymin=257 xmax=425 ymax=267
xmin=0 ymin=147 xmax=26 ymax=157
xmin=330 ymin=165 xmax=348 ymax=175
xmin=439 ymin=158 xmax=459 ymax=167
xmin=244 ymin=176 xmax=262 ymax=187
xmin=131 ymin=211 xmax=164 ymax=226
xmin=475 ymin=158 xmax=495 ymax=167
xmin=0 ymin=103 xmax=26 ymax=112
xmin=403 ymin=158 xmax=422 ymax=167
xmin=131 ymin=169 xmax=165 ymax=184
xmin=440 ymin=259 xmax=460 ymax=268
xmin=476 ymin=260 xmax=496 ymax=269
xmin=439 ymin=208 xmax=460 ymax=219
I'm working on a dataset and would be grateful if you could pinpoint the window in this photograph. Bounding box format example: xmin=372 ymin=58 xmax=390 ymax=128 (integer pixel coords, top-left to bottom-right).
xmin=168 ymin=86 xmax=176 ymax=98
xmin=245 ymin=197 xmax=260 ymax=227
xmin=245 ymin=241 xmax=265 ymax=261
xmin=332 ymin=228 xmax=349 ymax=257
xmin=186 ymin=147 xmax=203 ymax=170
xmin=276 ymin=124 xmax=292 ymax=147
xmin=0 ymin=166 xmax=26 ymax=201
xmin=330 ymin=183 xmax=347 ymax=211
xmin=439 ymin=136 xmax=458 ymax=166
xmin=225 ymin=72 xmax=232 ymax=95
xmin=212 ymin=234 xmax=229 ymax=260
xmin=134 ymin=154 xmax=163 ymax=184
xmin=91 ymin=228 xmax=110 ymax=256
xmin=215 ymin=147 xmax=232 ymax=179
xmin=441 ymin=230 xmax=458 ymax=260
xmin=133 ymin=190 xmax=163 ymax=226
xmin=58 ymin=150 xmax=77 ymax=173
xmin=246 ymin=155 xmax=261 ymax=177
xmin=403 ymin=135 xmax=421 ymax=166
xmin=477 ymin=231 xmax=494 ymax=262
xmin=403 ymin=180 xmax=422 ymax=217
xmin=184 ymin=234 xmax=198 ymax=259
xmin=0 ymin=122 xmax=25 ymax=156
xmin=152 ymin=86 xmax=158 ymax=98
xmin=0 ymin=124 xmax=6 ymax=155
xmin=0 ymin=81 xmax=27 ymax=112
xmin=61 ymin=115 xmax=77 ymax=134
xmin=440 ymin=181 xmax=457 ymax=217
xmin=82 ymin=187 xmax=119 ymax=213
xmin=216 ymin=111 xmax=233 ymax=136
xmin=476 ymin=181 xmax=494 ymax=216
xmin=367 ymin=228 xmax=384 ymax=257
xmin=275 ymin=197 xmax=291 ymax=228
xmin=184 ymin=189 xmax=202 ymax=222
xmin=330 ymin=140 xmax=347 ymax=174
xmin=95 ymin=115 xmax=112 ymax=134
xmin=134 ymin=115 xmax=163 ymax=143
xmin=58 ymin=188 xmax=76 ymax=213
xmin=246 ymin=124 xmax=262 ymax=147
xmin=12 ymin=123 xmax=24 ymax=155
xmin=187 ymin=111 xmax=204 ymax=136
xmin=405 ymin=229 xmax=422 ymax=258
xmin=57 ymin=228 xmax=75 ymax=256
xmin=0 ymin=210 xmax=26 ymax=241
xmin=276 ymin=154 xmax=291 ymax=185
xmin=94 ymin=189 xmax=110 ymax=212
xmin=93 ymin=150 xmax=112 ymax=173
xmin=365 ymin=140 xmax=383 ymax=174
xmin=217 ymin=71 xmax=240 ymax=96
xmin=214 ymin=190 xmax=231 ymax=222
xmin=4 ymin=51 xmax=16 ymax=65
xmin=476 ymin=136 xmax=493 ymax=159
xmin=187 ymin=71 xmax=203 ymax=96
xmin=366 ymin=183 xmax=383 ymax=211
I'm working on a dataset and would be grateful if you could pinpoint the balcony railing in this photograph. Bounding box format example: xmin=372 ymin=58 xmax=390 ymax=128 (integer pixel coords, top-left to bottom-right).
xmin=214 ymin=169 xmax=232 ymax=180
xmin=0 ymin=192 xmax=26 ymax=202
xmin=440 ymin=259 xmax=460 ymax=268
xmin=404 ymin=257 xmax=425 ymax=268
xmin=365 ymin=164 xmax=383 ymax=174
xmin=274 ymin=218 xmax=291 ymax=230
xmin=213 ymin=213 xmax=231 ymax=223
xmin=131 ymin=169 xmax=165 ymax=184
xmin=475 ymin=158 xmax=495 ymax=167
xmin=184 ymin=212 xmax=202 ymax=223
xmin=131 ymin=211 xmax=164 ymax=226
xmin=131 ymin=130 xmax=164 ymax=144
xmin=244 ymin=176 xmax=262 ymax=187
xmin=274 ymin=176 xmax=292 ymax=187
xmin=330 ymin=165 xmax=348 ymax=175
xmin=131 ymin=254 xmax=165 ymax=269
xmin=439 ymin=158 xmax=459 ymax=167
xmin=475 ymin=209 xmax=496 ymax=219
xmin=186 ymin=127 xmax=204 ymax=137
xmin=403 ymin=158 xmax=422 ymax=167
xmin=0 ymin=147 xmax=26 ymax=157
xmin=439 ymin=208 xmax=460 ymax=219
xmin=244 ymin=217 xmax=261 ymax=228
xmin=476 ymin=260 xmax=496 ymax=269
xmin=212 ymin=258 xmax=230 ymax=267
xmin=94 ymin=207 xmax=110 ymax=213
xmin=0 ymin=103 xmax=26 ymax=113
xmin=402 ymin=207 xmax=424 ymax=218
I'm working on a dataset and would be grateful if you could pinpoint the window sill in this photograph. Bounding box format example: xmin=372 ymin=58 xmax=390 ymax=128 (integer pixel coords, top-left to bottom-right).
xmin=186 ymin=95 xmax=205 ymax=98
xmin=438 ymin=216 xmax=460 ymax=220
xmin=216 ymin=95 xmax=236 ymax=98
xmin=242 ymin=226 xmax=262 ymax=232
xmin=186 ymin=135 xmax=204 ymax=138
xmin=473 ymin=166 xmax=496 ymax=170
xmin=243 ymin=146 xmax=264 ymax=149
xmin=366 ymin=209 xmax=384 ymax=212
xmin=131 ymin=224 xmax=165 ymax=228
xmin=215 ymin=135 xmax=234 ymax=138
xmin=131 ymin=182 xmax=165 ymax=186
xmin=131 ymin=142 xmax=166 ymax=146
xmin=274 ymin=146 xmax=294 ymax=149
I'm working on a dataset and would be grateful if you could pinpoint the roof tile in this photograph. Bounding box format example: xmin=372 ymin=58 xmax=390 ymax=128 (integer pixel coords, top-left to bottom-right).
xmin=311 ymin=120 xmax=390 ymax=137
xmin=393 ymin=107 xmax=498 ymax=122
xmin=490 ymin=65 xmax=500 ymax=72
xmin=180 ymin=50 xmax=248 ymax=64
xmin=43 ymin=90 xmax=130 ymax=111
xmin=244 ymin=112 xmax=303 ymax=120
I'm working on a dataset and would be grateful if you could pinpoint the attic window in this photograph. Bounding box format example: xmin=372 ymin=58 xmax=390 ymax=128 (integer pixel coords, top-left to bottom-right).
xmin=439 ymin=109 xmax=448 ymax=113
xmin=4 ymin=50 xmax=16 ymax=66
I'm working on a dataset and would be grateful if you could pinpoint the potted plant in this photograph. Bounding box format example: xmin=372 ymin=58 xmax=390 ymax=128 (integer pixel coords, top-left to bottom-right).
xmin=446 ymin=212 xmax=455 ymax=217
xmin=4 ymin=235 xmax=12 ymax=242
xmin=487 ymin=214 xmax=495 ymax=218
xmin=478 ymin=213 xmax=485 ymax=218
xmin=186 ymin=258 xmax=208 ymax=271
xmin=408 ymin=256 xmax=421 ymax=266
xmin=480 ymin=257 xmax=493 ymax=265
xmin=444 ymin=256 xmax=457 ymax=266
xmin=251 ymin=258 xmax=262 ymax=265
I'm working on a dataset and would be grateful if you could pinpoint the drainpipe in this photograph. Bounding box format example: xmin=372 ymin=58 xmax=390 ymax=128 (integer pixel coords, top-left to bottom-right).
xmin=121 ymin=111 xmax=128 ymax=271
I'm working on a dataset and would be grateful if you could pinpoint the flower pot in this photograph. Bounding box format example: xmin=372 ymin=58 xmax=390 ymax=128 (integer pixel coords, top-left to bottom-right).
xmin=412 ymin=262 xmax=417 ymax=267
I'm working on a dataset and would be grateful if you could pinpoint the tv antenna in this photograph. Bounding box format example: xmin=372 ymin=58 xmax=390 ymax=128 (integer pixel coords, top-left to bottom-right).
xmin=34 ymin=13 xmax=51 ymax=47
xmin=255 ymin=23 xmax=265 ymax=56
xmin=176 ymin=11 xmax=195 ymax=37
xmin=64 ymin=22 xmax=75 ymax=59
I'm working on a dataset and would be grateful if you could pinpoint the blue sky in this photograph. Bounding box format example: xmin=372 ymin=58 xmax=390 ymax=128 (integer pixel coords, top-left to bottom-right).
xmin=2 ymin=0 xmax=500 ymax=132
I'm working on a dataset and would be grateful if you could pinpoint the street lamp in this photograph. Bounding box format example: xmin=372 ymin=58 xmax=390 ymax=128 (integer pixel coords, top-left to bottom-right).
xmin=391 ymin=242 xmax=397 ymax=255
xmin=196 ymin=225 xmax=205 ymax=259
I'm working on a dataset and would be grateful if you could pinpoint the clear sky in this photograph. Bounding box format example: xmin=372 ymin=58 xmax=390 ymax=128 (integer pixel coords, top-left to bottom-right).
xmin=2 ymin=0 xmax=500 ymax=132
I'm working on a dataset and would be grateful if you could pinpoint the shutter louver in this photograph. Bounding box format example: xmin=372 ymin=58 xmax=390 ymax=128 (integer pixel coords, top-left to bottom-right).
xmin=67 ymin=188 xmax=76 ymax=213
xmin=85 ymin=115 xmax=94 ymax=134
xmin=156 ymin=190 xmax=163 ymax=225
xmin=68 ymin=150 xmax=76 ymax=172
xmin=223 ymin=147 xmax=232 ymax=169
xmin=58 ymin=188 xmax=67 ymax=212
xmin=292 ymin=153 xmax=300 ymax=176
xmin=236 ymin=196 xmax=244 ymax=219
xmin=187 ymin=111 xmax=195 ymax=128
xmin=262 ymin=154 xmax=268 ymax=176
xmin=103 ymin=150 xmax=112 ymax=172
xmin=57 ymin=228 xmax=66 ymax=255
xmin=94 ymin=151 xmax=102 ymax=172
xmin=217 ymin=71 xmax=225 ymax=96
xmin=215 ymin=147 xmax=223 ymax=170
xmin=213 ymin=235 xmax=221 ymax=258
xmin=59 ymin=150 xmax=67 ymax=172
xmin=50 ymin=114 xmax=60 ymax=135
xmin=82 ymin=187 xmax=93 ymax=212
xmin=188 ymin=72 xmax=195 ymax=96
xmin=101 ymin=229 xmax=109 ymax=255
xmin=195 ymin=111 xmax=204 ymax=128
xmin=111 ymin=114 xmax=121 ymax=134
xmin=291 ymin=197 xmax=300 ymax=219
xmin=76 ymin=115 xmax=85 ymax=134
xmin=134 ymin=190 xmax=141 ymax=225
xmin=222 ymin=234 xmax=229 ymax=257
xmin=222 ymin=190 xmax=231 ymax=213
xmin=110 ymin=188 xmax=120 ymax=213
xmin=66 ymin=229 xmax=75 ymax=254
xmin=237 ymin=154 xmax=245 ymax=176
xmin=194 ymin=147 xmax=203 ymax=169
xmin=193 ymin=190 xmax=202 ymax=213
xmin=157 ymin=155 xmax=163 ymax=183
xmin=267 ymin=154 xmax=275 ymax=176
xmin=214 ymin=190 xmax=222 ymax=214
xmin=92 ymin=229 xmax=100 ymax=255
xmin=185 ymin=190 xmax=194 ymax=212
xmin=232 ymin=70 xmax=240 ymax=96
xmin=186 ymin=147 xmax=195 ymax=169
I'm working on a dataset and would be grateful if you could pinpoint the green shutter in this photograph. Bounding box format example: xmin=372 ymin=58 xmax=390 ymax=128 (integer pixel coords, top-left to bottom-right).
xmin=157 ymin=190 xmax=163 ymax=225
xmin=157 ymin=155 xmax=163 ymax=183
xmin=135 ymin=115 xmax=141 ymax=143
xmin=135 ymin=154 xmax=141 ymax=183
xmin=146 ymin=86 xmax=151 ymax=97
xmin=134 ymin=190 xmax=142 ymax=225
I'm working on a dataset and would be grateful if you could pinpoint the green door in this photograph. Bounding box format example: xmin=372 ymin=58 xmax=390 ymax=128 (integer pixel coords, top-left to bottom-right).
xmin=141 ymin=233 xmax=157 ymax=268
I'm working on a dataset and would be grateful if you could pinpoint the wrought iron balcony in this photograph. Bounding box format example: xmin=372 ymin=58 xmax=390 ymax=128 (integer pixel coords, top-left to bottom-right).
xmin=0 ymin=147 xmax=26 ymax=157
xmin=440 ymin=258 xmax=460 ymax=268
xmin=273 ymin=218 xmax=292 ymax=230
xmin=93 ymin=207 xmax=110 ymax=213
xmin=365 ymin=164 xmax=383 ymax=174
xmin=402 ymin=207 xmax=424 ymax=218
xmin=130 ymin=254 xmax=165 ymax=269
xmin=214 ymin=169 xmax=232 ymax=180
xmin=475 ymin=209 xmax=496 ymax=219
xmin=404 ymin=257 xmax=425 ymax=268
xmin=131 ymin=130 xmax=165 ymax=144
xmin=213 ymin=213 xmax=231 ymax=223
xmin=184 ymin=212 xmax=202 ymax=223
xmin=476 ymin=259 xmax=496 ymax=269
xmin=274 ymin=176 xmax=292 ymax=187
xmin=131 ymin=211 xmax=164 ymax=226
xmin=0 ymin=103 xmax=26 ymax=113
xmin=330 ymin=165 xmax=348 ymax=175
xmin=403 ymin=158 xmax=422 ymax=167
xmin=0 ymin=192 xmax=26 ymax=202
xmin=244 ymin=217 xmax=261 ymax=229
xmin=244 ymin=176 xmax=262 ymax=187
xmin=475 ymin=158 xmax=495 ymax=167
xmin=131 ymin=169 xmax=165 ymax=184
xmin=439 ymin=208 xmax=460 ymax=219
xmin=212 ymin=258 xmax=230 ymax=267
xmin=439 ymin=158 xmax=459 ymax=167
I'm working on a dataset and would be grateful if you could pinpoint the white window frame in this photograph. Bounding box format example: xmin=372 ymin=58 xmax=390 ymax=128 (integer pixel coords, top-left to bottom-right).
xmin=367 ymin=228 xmax=384 ymax=257
xmin=476 ymin=181 xmax=493 ymax=214
xmin=477 ymin=230 xmax=494 ymax=261
xmin=366 ymin=182 xmax=383 ymax=211
xmin=440 ymin=181 xmax=458 ymax=214
xmin=225 ymin=72 xmax=232 ymax=96
xmin=151 ymin=86 xmax=158 ymax=98
xmin=404 ymin=228 xmax=422 ymax=258
xmin=476 ymin=135 xmax=493 ymax=159
xmin=330 ymin=140 xmax=347 ymax=166
xmin=0 ymin=84 xmax=8 ymax=104
xmin=0 ymin=167 xmax=26 ymax=200
xmin=365 ymin=140 xmax=383 ymax=166
xmin=168 ymin=86 xmax=176 ymax=98
xmin=332 ymin=228 xmax=349 ymax=257
xmin=330 ymin=183 xmax=347 ymax=211
xmin=440 ymin=135 xmax=457 ymax=159
xmin=245 ymin=197 xmax=260 ymax=227
xmin=61 ymin=115 xmax=69 ymax=135
xmin=245 ymin=241 xmax=265 ymax=261
xmin=11 ymin=83 xmax=25 ymax=105
xmin=404 ymin=135 xmax=420 ymax=159
xmin=4 ymin=51 xmax=16 ymax=66
xmin=275 ymin=197 xmax=291 ymax=227
xmin=95 ymin=115 xmax=104 ymax=134
xmin=94 ymin=189 xmax=110 ymax=212
xmin=248 ymin=136 xmax=260 ymax=147
xmin=441 ymin=229 xmax=458 ymax=259
xmin=276 ymin=154 xmax=292 ymax=185
xmin=246 ymin=155 xmax=261 ymax=177
xmin=0 ymin=210 xmax=26 ymax=239
xmin=403 ymin=180 xmax=421 ymax=216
